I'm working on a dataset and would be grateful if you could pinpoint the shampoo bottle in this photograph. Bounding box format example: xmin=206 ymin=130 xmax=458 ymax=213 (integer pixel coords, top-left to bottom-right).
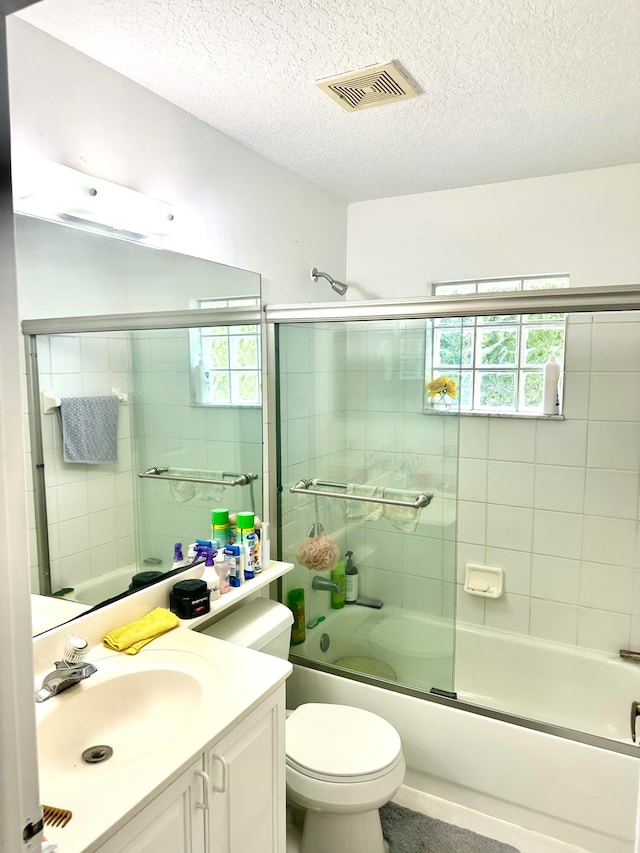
xmin=288 ymin=588 xmax=306 ymax=645
xmin=331 ymin=560 xmax=346 ymax=609
xmin=345 ymin=550 xmax=358 ymax=604
xmin=543 ymin=351 xmax=561 ymax=415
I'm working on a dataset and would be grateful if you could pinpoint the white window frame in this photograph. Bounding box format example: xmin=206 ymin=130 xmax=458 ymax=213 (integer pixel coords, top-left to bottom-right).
xmin=426 ymin=274 xmax=569 ymax=416
xmin=190 ymin=296 xmax=262 ymax=407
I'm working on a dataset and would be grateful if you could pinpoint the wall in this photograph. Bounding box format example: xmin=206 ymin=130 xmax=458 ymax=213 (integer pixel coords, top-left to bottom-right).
xmin=30 ymin=332 xmax=136 ymax=595
xmin=346 ymin=165 xmax=640 ymax=656
xmin=132 ymin=328 xmax=263 ymax=564
xmin=7 ymin=17 xmax=347 ymax=313
xmin=346 ymin=165 xmax=640 ymax=297
xmin=8 ymin=18 xmax=346 ymax=602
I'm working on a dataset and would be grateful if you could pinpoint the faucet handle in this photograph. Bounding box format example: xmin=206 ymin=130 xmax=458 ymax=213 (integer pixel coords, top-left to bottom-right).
xmin=62 ymin=635 xmax=90 ymax=666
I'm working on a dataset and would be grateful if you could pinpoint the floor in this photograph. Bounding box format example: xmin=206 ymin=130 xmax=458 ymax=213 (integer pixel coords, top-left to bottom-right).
xmin=286 ymin=786 xmax=592 ymax=853
xmin=393 ymin=787 xmax=591 ymax=853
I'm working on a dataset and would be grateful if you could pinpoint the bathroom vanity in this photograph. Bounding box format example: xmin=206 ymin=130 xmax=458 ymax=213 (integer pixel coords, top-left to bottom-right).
xmin=32 ymin=561 xmax=294 ymax=853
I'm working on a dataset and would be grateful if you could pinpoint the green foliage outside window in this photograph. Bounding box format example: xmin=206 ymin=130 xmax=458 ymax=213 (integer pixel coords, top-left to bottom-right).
xmin=428 ymin=275 xmax=567 ymax=414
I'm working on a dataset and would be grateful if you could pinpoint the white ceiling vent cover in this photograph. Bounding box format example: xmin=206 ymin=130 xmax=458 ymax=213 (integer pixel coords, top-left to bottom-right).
xmin=316 ymin=61 xmax=419 ymax=112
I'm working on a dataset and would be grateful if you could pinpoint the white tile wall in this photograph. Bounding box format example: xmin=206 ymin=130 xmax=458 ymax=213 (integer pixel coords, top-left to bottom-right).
xmin=27 ymin=333 xmax=137 ymax=595
xmin=133 ymin=328 xmax=264 ymax=565
xmin=280 ymin=321 xmax=458 ymax=631
xmin=279 ymin=313 xmax=640 ymax=660
xmin=457 ymin=313 xmax=640 ymax=655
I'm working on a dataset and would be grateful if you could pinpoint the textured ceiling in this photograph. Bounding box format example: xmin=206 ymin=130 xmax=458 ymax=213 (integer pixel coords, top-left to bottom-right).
xmin=15 ymin=0 xmax=640 ymax=201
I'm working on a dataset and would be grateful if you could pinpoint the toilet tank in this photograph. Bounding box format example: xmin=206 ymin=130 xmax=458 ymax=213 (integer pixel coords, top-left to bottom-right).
xmin=200 ymin=597 xmax=293 ymax=659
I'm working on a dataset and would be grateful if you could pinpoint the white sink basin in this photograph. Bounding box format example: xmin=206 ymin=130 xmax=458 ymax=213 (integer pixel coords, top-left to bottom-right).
xmin=37 ymin=648 xmax=221 ymax=778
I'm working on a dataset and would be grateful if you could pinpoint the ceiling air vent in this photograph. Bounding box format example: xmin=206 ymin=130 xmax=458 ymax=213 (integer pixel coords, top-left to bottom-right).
xmin=316 ymin=61 xmax=419 ymax=112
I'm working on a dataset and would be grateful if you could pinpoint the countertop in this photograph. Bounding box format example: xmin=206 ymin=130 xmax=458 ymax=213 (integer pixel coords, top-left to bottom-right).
xmin=33 ymin=561 xmax=294 ymax=853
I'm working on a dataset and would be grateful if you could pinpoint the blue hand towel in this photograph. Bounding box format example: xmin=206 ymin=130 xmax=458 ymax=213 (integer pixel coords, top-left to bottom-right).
xmin=58 ymin=396 xmax=119 ymax=464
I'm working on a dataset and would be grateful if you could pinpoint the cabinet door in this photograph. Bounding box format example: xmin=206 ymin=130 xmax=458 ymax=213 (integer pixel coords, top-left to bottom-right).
xmin=95 ymin=759 xmax=206 ymax=853
xmin=207 ymin=687 xmax=286 ymax=853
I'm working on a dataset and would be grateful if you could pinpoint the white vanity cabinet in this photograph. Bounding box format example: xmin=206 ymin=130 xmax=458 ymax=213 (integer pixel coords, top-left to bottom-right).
xmin=206 ymin=687 xmax=286 ymax=853
xmin=95 ymin=687 xmax=286 ymax=853
xmin=95 ymin=758 xmax=206 ymax=853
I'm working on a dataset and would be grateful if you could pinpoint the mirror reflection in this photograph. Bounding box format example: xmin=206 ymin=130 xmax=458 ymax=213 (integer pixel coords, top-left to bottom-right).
xmin=18 ymin=215 xmax=262 ymax=630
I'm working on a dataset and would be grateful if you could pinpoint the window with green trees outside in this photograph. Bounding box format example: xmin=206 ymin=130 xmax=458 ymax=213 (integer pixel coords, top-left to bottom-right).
xmin=194 ymin=297 xmax=261 ymax=406
xmin=427 ymin=275 xmax=568 ymax=415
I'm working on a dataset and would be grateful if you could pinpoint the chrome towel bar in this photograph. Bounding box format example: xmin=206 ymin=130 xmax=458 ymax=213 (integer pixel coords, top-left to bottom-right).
xmin=138 ymin=467 xmax=258 ymax=487
xmin=290 ymin=478 xmax=433 ymax=509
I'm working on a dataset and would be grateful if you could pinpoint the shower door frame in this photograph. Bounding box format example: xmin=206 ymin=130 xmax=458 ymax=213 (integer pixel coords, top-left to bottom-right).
xmin=265 ymin=282 xmax=640 ymax=758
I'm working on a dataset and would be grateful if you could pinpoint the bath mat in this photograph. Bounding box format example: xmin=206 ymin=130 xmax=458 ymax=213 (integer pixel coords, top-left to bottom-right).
xmin=334 ymin=655 xmax=397 ymax=681
xmin=380 ymin=802 xmax=520 ymax=853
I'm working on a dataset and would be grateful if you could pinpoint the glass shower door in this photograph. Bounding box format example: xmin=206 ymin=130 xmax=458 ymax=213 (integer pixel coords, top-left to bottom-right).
xmin=277 ymin=318 xmax=460 ymax=696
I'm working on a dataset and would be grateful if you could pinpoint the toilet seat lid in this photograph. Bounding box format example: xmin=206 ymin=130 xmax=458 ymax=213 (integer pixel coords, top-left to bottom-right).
xmin=286 ymin=703 xmax=402 ymax=780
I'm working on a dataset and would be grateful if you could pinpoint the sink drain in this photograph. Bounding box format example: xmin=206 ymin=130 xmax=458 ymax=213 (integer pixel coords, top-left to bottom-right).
xmin=82 ymin=745 xmax=113 ymax=764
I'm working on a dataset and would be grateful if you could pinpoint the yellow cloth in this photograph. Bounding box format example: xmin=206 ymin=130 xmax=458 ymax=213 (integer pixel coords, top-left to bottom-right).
xmin=103 ymin=607 xmax=180 ymax=655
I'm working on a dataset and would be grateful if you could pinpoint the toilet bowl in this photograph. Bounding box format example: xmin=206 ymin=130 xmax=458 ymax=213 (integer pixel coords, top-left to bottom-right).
xmin=200 ymin=598 xmax=406 ymax=853
xmin=286 ymin=702 xmax=405 ymax=853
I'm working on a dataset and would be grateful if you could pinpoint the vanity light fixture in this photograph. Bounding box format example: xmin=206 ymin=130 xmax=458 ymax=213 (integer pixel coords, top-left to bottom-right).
xmin=12 ymin=157 xmax=205 ymax=248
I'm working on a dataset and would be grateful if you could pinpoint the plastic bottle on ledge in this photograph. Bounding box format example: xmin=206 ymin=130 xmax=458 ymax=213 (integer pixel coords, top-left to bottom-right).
xmin=212 ymin=508 xmax=231 ymax=546
xmin=543 ymin=349 xmax=561 ymax=415
xmin=237 ymin=511 xmax=259 ymax=579
xmin=331 ymin=560 xmax=346 ymax=609
xmin=225 ymin=544 xmax=244 ymax=587
xmin=193 ymin=355 xmax=210 ymax=405
xmin=214 ymin=549 xmax=231 ymax=594
xmin=288 ymin=588 xmax=306 ymax=645
xmin=172 ymin=542 xmax=189 ymax=570
xmin=201 ymin=548 xmax=220 ymax=600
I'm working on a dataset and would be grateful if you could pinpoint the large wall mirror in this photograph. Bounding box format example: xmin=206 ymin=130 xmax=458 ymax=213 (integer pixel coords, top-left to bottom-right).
xmin=18 ymin=214 xmax=262 ymax=632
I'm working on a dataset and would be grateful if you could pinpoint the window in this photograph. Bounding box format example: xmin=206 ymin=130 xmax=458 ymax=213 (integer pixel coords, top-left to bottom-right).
xmin=426 ymin=275 xmax=568 ymax=415
xmin=191 ymin=297 xmax=261 ymax=406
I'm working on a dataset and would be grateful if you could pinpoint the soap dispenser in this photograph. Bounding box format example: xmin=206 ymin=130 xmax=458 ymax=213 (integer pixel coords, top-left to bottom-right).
xmin=345 ymin=550 xmax=358 ymax=604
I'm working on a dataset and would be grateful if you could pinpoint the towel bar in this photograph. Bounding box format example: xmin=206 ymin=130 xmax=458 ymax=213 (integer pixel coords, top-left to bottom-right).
xmin=290 ymin=478 xmax=433 ymax=509
xmin=138 ymin=467 xmax=258 ymax=487
xmin=42 ymin=388 xmax=127 ymax=414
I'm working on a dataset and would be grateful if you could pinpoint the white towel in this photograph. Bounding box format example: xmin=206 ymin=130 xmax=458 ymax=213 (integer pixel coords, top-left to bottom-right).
xmin=58 ymin=396 xmax=119 ymax=464
xmin=168 ymin=468 xmax=226 ymax=503
xmin=346 ymin=484 xmax=383 ymax=522
xmin=382 ymin=488 xmax=422 ymax=533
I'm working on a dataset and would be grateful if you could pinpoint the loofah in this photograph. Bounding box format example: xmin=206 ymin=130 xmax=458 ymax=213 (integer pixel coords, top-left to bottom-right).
xmin=297 ymin=533 xmax=339 ymax=572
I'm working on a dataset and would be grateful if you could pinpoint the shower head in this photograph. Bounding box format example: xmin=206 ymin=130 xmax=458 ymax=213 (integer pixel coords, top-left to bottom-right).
xmin=311 ymin=267 xmax=348 ymax=296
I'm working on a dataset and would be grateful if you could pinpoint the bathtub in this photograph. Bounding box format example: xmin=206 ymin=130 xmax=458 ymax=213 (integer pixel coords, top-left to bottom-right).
xmin=297 ymin=605 xmax=640 ymax=742
xmin=289 ymin=606 xmax=640 ymax=852
xmin=70 ymin=564 xmax=138 ymax=605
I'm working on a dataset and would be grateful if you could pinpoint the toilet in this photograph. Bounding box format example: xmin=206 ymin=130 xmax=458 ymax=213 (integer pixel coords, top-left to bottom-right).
xmin=201 ymin=597 xmax=406 ymax=853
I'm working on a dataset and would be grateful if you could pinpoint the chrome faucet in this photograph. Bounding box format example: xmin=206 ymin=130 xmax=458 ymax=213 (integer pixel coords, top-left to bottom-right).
xmin=311 ymin=575 xmax=340 ymax=594
xmin=34 ymin=635 xmax=97 ymax=703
